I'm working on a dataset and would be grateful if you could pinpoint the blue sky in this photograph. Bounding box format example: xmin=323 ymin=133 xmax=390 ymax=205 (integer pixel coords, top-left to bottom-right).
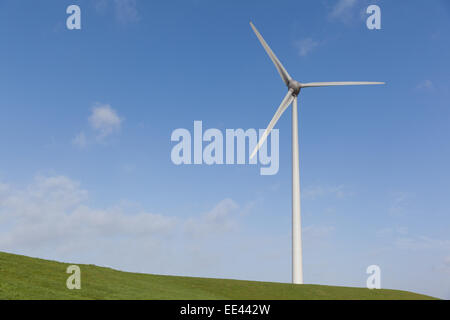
xmin=0 ymin=0 xmax=449 ymax=299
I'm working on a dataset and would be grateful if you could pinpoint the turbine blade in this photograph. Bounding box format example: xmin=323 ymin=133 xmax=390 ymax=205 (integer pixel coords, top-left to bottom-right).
xmin=250 ymin=89 xmax=295 ymax=159
xmin=301 ymin=81 xmax=385 ymax=87
xmin=250 ymin=22 xmax=292 ymax=86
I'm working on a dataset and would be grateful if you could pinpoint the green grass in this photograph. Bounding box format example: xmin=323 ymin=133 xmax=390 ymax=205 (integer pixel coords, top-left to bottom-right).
xmin=0 ymin=251 xmax=437 ymax=300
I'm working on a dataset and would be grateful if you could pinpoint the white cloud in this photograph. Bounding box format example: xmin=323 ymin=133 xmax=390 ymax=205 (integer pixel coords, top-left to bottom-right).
xmin=0 ymin=182 xmax=9 ymax=194
xmin=376 ymin=226 xmax=450 ymax=255
xmin=121 ymin=164 xmax=136 ymax=173
xmin=376 ymin=226 xmax=409 ymax=238
xmin=304 ymin=225 xmax=335 ymax=238
xmin=72 ymin=104 xmax=123 ymax=147
xmin=441 ymin=256 xmax=450 ymax=274
xmin=94 ymin=0 xmax=140 ymax=24
xmin=416 ymin=79 xmax=435 ymax=91
xmin=185 ymin=198 xmax=239 ymax=238
xmin=94 ymin=0 xmax=109 ymax=13
xmin=388 ymin=191 xmax=411 ymax=216
xmin=72 ymin=131 xmax=87 ymax=148
xmin=329 ymin=0 xmax=358 ymax=21
xmin=0 ymin=175 xmax=248 ymax=276
xmin=114 ymin=0 xmax=140 ymax=24
xmin=303 ymin=184 xmax=353 ymax=200
xmin=294 ymin=38 xmax=320 ymax=57
xmin=89 ymin=104 xmax=123 ymax=139
xmin=394 ymin=236 xmax=450 ymax=251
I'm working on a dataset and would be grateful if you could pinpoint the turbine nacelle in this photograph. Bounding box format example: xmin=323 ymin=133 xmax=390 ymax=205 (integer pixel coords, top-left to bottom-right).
xmin=288 ymin=79 xmax=302 ymax=96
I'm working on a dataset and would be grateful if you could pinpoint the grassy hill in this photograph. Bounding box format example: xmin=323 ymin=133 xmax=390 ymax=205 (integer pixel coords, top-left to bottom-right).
xmin=0 ymin=251 xmax=437 ymax=300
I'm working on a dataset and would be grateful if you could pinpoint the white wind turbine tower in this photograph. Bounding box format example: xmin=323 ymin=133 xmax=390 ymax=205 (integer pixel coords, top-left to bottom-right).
xmin=249 ymin=22 xmax=384 ymax=285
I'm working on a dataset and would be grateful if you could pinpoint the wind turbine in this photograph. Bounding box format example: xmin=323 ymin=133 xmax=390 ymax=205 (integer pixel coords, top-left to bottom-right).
xmin=249 ymin=22 xmax=384 ymax=285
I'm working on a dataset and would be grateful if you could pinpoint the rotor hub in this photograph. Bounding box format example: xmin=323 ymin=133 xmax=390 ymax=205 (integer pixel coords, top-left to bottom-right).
xmin=288 ymin=80 xmax=302 ymax=96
